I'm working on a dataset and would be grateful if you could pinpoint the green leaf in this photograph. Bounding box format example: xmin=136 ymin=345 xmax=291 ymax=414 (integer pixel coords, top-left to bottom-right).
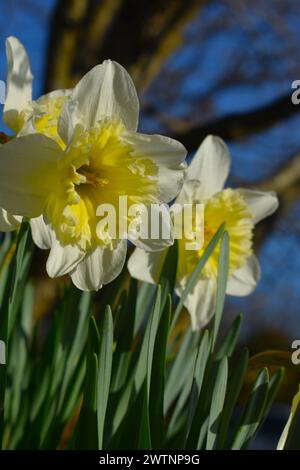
xmin=75 ymin=317 xmax=100 ymax=450
xmin=186 ymin=330 xmax=211 ymax=437
xmin=185 ymin=359 xmax=218 ymax=450
xmin=252 ymin=367 xmax=284 ymax=443
xmin=137 ymin=381 xmax=151 ymax=450
xmin=8 ymin=223 xmax=33 ymax=338
xmin=111 ymin=287 xmax=161 ymax=437
xmin=215 ymin=314 xmax=242 ymax=360
xmin=134 ymin=286 xmax=162 ymax=398
xmin=164 ymin=329 xmax=199 ymax=414
xmin=0 ymin=222 xmax=32 ymax=448
xmin=149 ymin=295 xmax=171 ymax=448
xmin=212 ymin=232 xmax=229 ymax=350
xmin=171 ymin=223 xmax=225 ymax=330
xmin=0 ymin=232 xmax=12 ymax=268
xmin=167 ymin=344 xmax=200 ymax=444
xmin=217 ymin=348 xmax=249 ymax=449
xmin=0 ymin=233 xmax=13 ymax=306
xmin=206 ymin=357 xmax=228 ymax=449
xmin=263 ymin=367 xmax=284 ymax=421
xmin=158 ymin=241 xmax=178 ymax=311
xmin=115 ymin=379 xmax=151 ymax=450
xmin=134 ymin=282 xmax=156 ymax=336
xmin=111 ymin=280 xmax=136 ymax=393
xmin=6 ymin=282 xmax=33 ymax=427
xmin=231 ymin=368 xmax=269 ymax=450
xmin=97 ymin=306 xmax=114 ymax=450
xmin=57 ymin=291 xmax=91 ymax=414
xmin=61 ymin=352 xmax=86 ymax=422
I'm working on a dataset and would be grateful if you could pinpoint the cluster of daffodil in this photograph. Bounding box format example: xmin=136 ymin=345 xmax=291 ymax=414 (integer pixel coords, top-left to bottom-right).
xmin=0 ymin=37 xmax=278 ymax=330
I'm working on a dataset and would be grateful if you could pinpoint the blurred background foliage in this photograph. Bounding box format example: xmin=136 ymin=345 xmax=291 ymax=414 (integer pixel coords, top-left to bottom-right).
xmin=0 ymin=0 xmax=300 ymax=448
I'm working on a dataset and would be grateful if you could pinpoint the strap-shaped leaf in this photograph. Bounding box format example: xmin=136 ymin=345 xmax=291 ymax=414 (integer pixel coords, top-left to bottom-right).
xmin=75 ymin=317 xmax=100 ymax=449
xmin=217 ymin=348 xmax=249 ymax=449
xmin=212 ymin=231 xmax=229 ymax=350
xmin=97 ymin=306 xmax=114 ymax=449
xmin=149 ymin=295 xmax=171 ymax=448
xmin=215 ymin=314 xmax=242 ymax=360
xmin=186 ymin=330 xmax=211 ymax=437
xmin=0 ymin=222 xmax=32 ymax=448
xmin=231 ymin=368 xmax=269 ymax=450
xmin=206 ymin=356 xmax=228 ymax=449
xmin=164 ymin=328 xmax=200 ymax=414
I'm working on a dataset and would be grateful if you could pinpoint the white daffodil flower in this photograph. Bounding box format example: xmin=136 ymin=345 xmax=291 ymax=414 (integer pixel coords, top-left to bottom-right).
xmin=0 ymin=36 xmax=70 ymax=232
xmin=4 ymin=36 xmax=70 ymax=139
xmin=277 ymin=385 xmax=300 ymax=450
xmin=0 ymin=58 xmax=187 ymax=291
xmin=128 ymin=135 xmax=279 ymax=330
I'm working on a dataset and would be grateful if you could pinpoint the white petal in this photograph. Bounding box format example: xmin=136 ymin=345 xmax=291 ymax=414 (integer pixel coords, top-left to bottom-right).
xmin=58 ymin=99 xmax=84 ymax=147
xmin=238 ymin=188 xmax=279 ymax=224
xmin=0 ymin=208 xmax=22 ymax=232
xmin=102 ymin=240 xmax=127 ymax=284
xmin=226 ymin=255 xmax=261 ymax=296
xmin=175 ymin=179 xmax=203 ymax=205
xmin=46 ymin=231 xmax=85 ymax=278
xmin=128 ymin=204 xmax=174 ymax=251
xmin=36 ymin=89 xmax=71 ymax=102
xmin=30 ymin=216 xmax=51 ymax=249
xmin=157 ymin=164 xmax=187 ymax=203
xmin=70 ymin=240 xmax=127 ymax=291
xmin=187 ymin=135 xmax=231 ymax=199
xmin=125 ymin=131 xmax=187 ymax=166
xmin=4 ymin=36 xmax=33 ymax=132
xmin=124 ymin=131 xmax=187 ymax=202
xmin=72 ymin=60 xmax=139 ymax=130
xmin=176 ymin=277 xmax=216 ymax=330
xmin=127 ymin=247 xmax=166 ymax=284
xmin=0 ymin=134 xmax=63 ymax=217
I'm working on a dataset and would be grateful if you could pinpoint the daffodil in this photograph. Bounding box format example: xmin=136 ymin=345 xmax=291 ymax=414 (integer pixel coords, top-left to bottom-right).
xmin=0 ymin=36 xmax=70 ymax=232
xmin=128 ymin=135 xmax=278 ymax=330
xmin=4 ymin=36 xmax=69 ymax=139
xmin=0 ymin=58 xmax=187 ymax=290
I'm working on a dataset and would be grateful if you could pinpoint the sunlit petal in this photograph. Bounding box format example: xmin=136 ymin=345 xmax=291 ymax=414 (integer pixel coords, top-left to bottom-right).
xmin=127 ymin=247 xmax=166 ymax=284
xmin=72 ymin=60 xmax=139 ymax=131
xmin=4 ymin=36 xmax=33 ymax=132
xmin=187 ymin=135 xmax=231 ymax=199
xmin=176 ymin=277 xmax=216 ymax=331
xmin=30 ymin=216 xmax=52 ymax=249
xmin=0 ymin=134 xmax=64 ymax=217
xmin=70 ymin=240 xmax=127 ymax=291
xmin=226 ymin=255 xmax=261 ymax=296
xmin=238 ymin=188 xmax=279 ymax=224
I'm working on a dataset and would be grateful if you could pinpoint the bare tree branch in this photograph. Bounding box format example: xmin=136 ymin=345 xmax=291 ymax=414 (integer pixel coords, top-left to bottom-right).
xmin=168 ymin=94 xmax=298 ymax=151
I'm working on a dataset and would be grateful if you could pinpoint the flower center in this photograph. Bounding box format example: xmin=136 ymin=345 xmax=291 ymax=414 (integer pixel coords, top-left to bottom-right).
xmin=177 ymin=188 xmax=254 ymax=281
xmin=45 ymin=119 xmax=159 ymax=250
xmin=77 ymin=165 xmax=109 ymax=188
